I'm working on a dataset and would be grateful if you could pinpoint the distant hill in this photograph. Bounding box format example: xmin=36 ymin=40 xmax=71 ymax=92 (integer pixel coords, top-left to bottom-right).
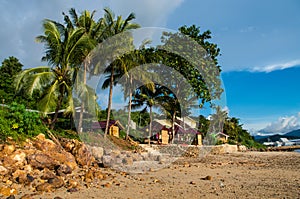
xmin=284 ymin=129 xmax=300 ymax=137
xmin=255 ymin=129 xmax=300 ymax=143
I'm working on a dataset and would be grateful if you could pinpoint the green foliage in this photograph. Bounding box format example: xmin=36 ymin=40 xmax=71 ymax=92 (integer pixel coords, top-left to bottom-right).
xmin=119 ymin=130 xmax=126 ymax=139
xmin=52 ymin=129 xmax=80 ymax=140
xmin=0 ymin=102 xmax=46 ymax=142
xmin=131 ymin=111 xmax=150 ymax=127
xmin=0 ymin=57 xmax=23 ymax=103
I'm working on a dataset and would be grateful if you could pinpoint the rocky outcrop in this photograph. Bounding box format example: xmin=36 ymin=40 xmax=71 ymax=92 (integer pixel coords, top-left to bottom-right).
xmin=0 ymin=134 xmax=110 ymax=198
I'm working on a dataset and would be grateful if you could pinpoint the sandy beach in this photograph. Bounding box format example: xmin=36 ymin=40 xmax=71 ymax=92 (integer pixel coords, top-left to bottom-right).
xmin=16 ymin=151 xmax=299 ymax=199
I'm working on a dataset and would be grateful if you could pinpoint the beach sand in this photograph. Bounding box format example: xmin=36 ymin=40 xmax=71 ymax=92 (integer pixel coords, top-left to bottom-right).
xmin=19 ymin=151 xmax=300 ymax=199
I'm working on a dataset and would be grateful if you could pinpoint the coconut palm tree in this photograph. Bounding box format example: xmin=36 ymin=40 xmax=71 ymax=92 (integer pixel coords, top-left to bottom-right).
xmin=209 ymin=106 xmax=228 ymax=134
xmin=15 ymin=19 xmax=94 ymax=129
xmin=62 ymin=8 xmax=102 ymax=132
xmin=132 ymin=84 xmax=167 ymax=145
xmin=98 ymin=8 xmax=140 ymax=137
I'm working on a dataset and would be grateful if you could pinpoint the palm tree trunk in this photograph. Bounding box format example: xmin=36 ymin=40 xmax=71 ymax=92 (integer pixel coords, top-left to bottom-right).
xmin=172 ymin=112 xmax=176 ymax=144
xmin=78 ymin=62 xmax=87 ymax=133
xmin=104 ymin=67 xmax=114 ymax=137
xmin=50 ymin=89 xmax=64 ymax=130
xmin=126 ymin=75 xmax=133 ymax=140
xmin=148 ymin=105 xmax=152 ymax=146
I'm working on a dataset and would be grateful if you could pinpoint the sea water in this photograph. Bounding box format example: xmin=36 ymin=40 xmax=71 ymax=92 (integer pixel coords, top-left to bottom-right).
xmin=294 ymin=149 xmax=300 ymax=153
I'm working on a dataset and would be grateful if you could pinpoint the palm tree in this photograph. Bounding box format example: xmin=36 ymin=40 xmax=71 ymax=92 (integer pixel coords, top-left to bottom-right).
xmin=15 ymin=19 xmax=94 ymax=129
xmin=99 ymin=8 xmax=140 ymax=137
xmin=209 ymin=106 xmax=228 ymax=134
xmin=132 ymin=84 xmax=166 ymax=145
xmin=63 ymin=8 xmax=101 ymax=132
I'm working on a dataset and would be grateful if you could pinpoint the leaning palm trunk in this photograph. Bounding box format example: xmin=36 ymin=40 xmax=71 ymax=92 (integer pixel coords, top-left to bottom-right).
xmin=126 ymin=75 xmax=133 ymax=139
xmin=50 ymin=87 xmax=65 ymax=130
xmin=148 ymin=106 xmax=153 ymax=146
xmin=171 ymin=112 xmax=176 ymax=144
xmin=104 ymin=67 xmax=114 ymax=137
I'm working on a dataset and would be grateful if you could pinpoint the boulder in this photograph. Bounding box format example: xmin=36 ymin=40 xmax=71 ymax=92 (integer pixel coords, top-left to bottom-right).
xmin=41 ymin=168 xmax=56 ymax=180
xmin=49 ymin=151 xmax=77 ymax=170
xmin=72 ymin=141 xmax=94 ymax=167
xmin=238 ymin=145 xmax=247 ymax=152
xmin=11 ymin=150 xmax=27 ymax=166
xmin=35 ymin=183 xmax=53 ymax=192
xmin=48 ymin=176 xmax=64 ymax=188
xmin=56 ymin=164 xmax=72 ymax=176
xmin=33 ymin=134 xmax=61 ymax=152
xmin=87 ymin=145 xmax=104 ymax=161
xmin=27 ymin=153 xmax=59 ymax=170
xmin=2 ymin=144 xmax=16 ymax=155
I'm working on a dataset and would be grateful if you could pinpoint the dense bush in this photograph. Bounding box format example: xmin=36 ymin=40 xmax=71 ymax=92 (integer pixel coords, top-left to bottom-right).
xmin=0 ymin=102 xmax=47 ymax=142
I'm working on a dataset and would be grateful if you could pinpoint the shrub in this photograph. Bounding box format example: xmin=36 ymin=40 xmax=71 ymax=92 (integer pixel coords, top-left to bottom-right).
xmin=0 ymin=102 xmax=46 ymax=142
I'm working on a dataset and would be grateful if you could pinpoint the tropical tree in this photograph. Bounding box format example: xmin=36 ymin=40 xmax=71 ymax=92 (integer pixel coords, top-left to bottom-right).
xmin=159 ymin=25 xmax=223 ymax=108
xmin=209 ymin=106 xmax=228 ymax=134
xmin=62 ymin=8 xmax=102 ymax=132
xmin=98 ymin=8 xmax=140 ymax=137
xmin=132 ymin=84 xmax=167 ymax=145
xmin=0 ymin=57 xmax=24 ymax=104
xmin=15 ymin=19 xmax=94 ymax=129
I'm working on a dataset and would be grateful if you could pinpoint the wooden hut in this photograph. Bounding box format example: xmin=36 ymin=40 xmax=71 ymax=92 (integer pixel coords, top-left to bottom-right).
xmin=92 ymin=120 xmax=125 ymax=138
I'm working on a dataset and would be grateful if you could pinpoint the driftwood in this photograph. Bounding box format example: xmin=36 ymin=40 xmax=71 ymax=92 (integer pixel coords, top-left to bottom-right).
xmin=46 ymin=129 xmax=64 ymax=150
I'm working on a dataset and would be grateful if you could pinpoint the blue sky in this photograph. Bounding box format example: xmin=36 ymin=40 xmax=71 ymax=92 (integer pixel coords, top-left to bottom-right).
xmin=0 ymin=0 xmax=299 ymax=135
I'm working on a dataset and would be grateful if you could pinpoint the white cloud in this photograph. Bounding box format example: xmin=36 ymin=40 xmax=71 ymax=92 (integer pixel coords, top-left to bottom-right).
xmin=0 ymin=0 xmax=184 ymax=68
xmin=259 ymin=112 xmax=300 ymax=135
xmin=109 ymin=0 xmax=184 ymax=27
xmin=251 ymin=59 xmax=300 ymax=73
xmin=222 ymin=106 xmax=230 ymax=114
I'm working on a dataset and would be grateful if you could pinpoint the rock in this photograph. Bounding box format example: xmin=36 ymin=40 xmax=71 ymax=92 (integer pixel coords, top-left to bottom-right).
xmin=0 ymin=187 xmax=17 ymax=196
xmin=94 ymin=170 xmax=105 ymax=180
xmin=67 ymin=179 xmax=78 ymax=189
xmin=104 ymin=149 xmax=112 ymax=155
xmin=190 ymin=181 xmax=196 ymax=185
xmin=88 ymin=145 xmax=104 ymax=161
xmin=84 ymin=170 xmax=94 ymax=182
xmin=60 ymin=138 xmax=76 ymax=152
xmin=2 ymin=144 xmax=15 ymax=155
xmin=110 ymin=150 xmax=121 ymax=157
xmin=0 ymin=165 xmax=8 ymax=175
xmin=56 ymin=164 xmax=72 ymax=176
xmin=102 ymin=155 xmax=113 ymax=167
xmin=35 ymin=133 xmax=46 ymax=141
xmin=27 ymin=153 xmax=59 ymax=170
xmin=50 ymin=151 xmax=77 ymax=170
xmin=26 ymin=174 xmax=34 ymax=183
xmin=48 ymin=176 xmax=64 ymax=188
xmin=122 ymin=157 xmax=133 ymax=165
xmin=6 ymin=195 xmax=15 ymax=199
xmin=2 ymin=156 xmax=16 ymax=167
xmin=11 ymin=150 xmax=27 ymax=166
xmin=23 ymin=165 xmax=33 ymax=173
xmin=103 ymin=183 xmax=111 ymax=188
xmin=41 ymin=168 xmax=56 ymax=180
xmin=238 ymin=145 xmax=247 ymax=152
xmin=202 ymin=175 xmax=213 ymax=180
xmin=36 ymin=183 xmax=53 ymax=192
xmin=72 ymin=141 xmax=94 ymax=167
xmin=54 ymin=197 xmax=63 ymax=199
xmin=67 ymin=187 xmax=78 ymax=192
xmin=33 ymin=134 xmax=60 ymax=152
xmin=13 ymin=170 xmax=30 ymax=184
